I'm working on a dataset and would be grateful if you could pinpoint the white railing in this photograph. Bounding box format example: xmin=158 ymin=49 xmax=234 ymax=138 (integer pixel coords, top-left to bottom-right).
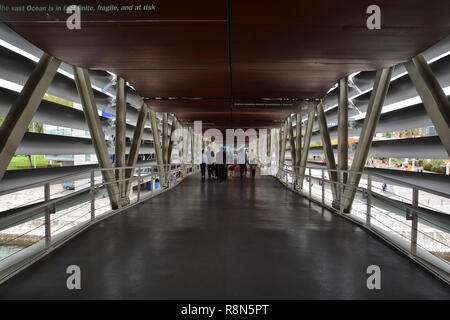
xmin=272 ymin=164 xmax=450 ymax=284
xmin=0 ymin=163 xmax=198 ymax=283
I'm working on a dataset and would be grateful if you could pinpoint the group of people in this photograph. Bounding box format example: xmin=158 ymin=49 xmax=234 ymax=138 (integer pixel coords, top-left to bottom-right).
xmin=200 ymin=147 xmax=257 ymax=181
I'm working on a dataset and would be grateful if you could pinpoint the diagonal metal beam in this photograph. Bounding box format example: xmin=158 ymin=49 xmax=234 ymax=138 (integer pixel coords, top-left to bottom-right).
xmin=338 ymin=76 xmax=349 ymax=185
xmin=405 ymin=54 xmax=450 ymax=156
xmin=343 ymin=66 xmax=394 ymax=213
xmin=0 ymin=53 xmax=61 ymax=181
xmin=279 ymin=120 xmax=288 ymax=174
xmin=162 ymin=112 xmax=169 ymax=164
xmin=316 ymin=100 xmax=338 ymax=202
xmin=125 ymin=101 xmax=148 ymax=196
xmin=168 ymin=115 xmax=178 ymax=165
xmin=115 ymin=76 xmax=127 ymax=199
xmin=73 ymin=66 xmax=120 ymax=209
xmin=149 ymin=108 xmax=164 ymax=184
xmin=295 ymin=114 xmax=302 ymax=169
xmin=297 ymin=109 xmax=315 ymax=190
xmin=288 ymin=115 xmax=296 ymax=166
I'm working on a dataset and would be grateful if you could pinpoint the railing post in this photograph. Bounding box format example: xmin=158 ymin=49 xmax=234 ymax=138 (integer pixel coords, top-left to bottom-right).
xmin=137 ymin=167 xmax=141 ymax=202
xmin=366 ymin=174 xmax=372 ymax=226
xmin=309 ymin=167 xmax=312 ymax=202
xmin=321 ymin=168 xmax=325 ymax=205
xmin=90 ymin=170 xmax=95 ymax=221
xmin=44 ymin=182 xmax=51 ymax=248
xmin=411 ymin=188 xmax=419 ymax=256
xmin=118 ymin=168 xmax=122 ymax=209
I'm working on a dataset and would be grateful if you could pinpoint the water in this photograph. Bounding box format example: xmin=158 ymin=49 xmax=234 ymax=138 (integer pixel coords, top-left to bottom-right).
xmin=0 ymin=245 xmax=24 ymax=260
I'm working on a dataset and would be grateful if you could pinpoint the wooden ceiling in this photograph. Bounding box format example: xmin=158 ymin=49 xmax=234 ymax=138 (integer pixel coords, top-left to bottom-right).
xmin=2 ymin=0 xmax=449 ymax=129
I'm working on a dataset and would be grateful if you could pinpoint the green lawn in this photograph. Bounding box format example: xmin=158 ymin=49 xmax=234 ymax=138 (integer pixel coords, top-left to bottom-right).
xmin=7 ymin=155 xmax=60 ymax=170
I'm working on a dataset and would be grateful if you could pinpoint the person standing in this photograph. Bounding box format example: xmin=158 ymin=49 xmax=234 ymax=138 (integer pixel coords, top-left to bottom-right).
xmin=200 ymin=149 xmax=207 ymax=179
xmin=237 ymin=148 xmax=246 ymax=178
xmin=207 ymin=147 xmax=214 ymax=179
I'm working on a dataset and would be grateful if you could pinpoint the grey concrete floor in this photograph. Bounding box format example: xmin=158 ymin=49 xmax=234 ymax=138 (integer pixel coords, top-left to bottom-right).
xmin=0 ymin=175 xmax=448 ymax=299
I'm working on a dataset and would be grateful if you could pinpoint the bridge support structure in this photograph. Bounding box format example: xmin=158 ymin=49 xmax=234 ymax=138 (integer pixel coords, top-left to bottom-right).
xmin=343 ymin=66 xmax=394 ymax=213
xmin=0 ymin=53 xmax=61 ymax=181
xmin=73 ymin=66 xmax=120 ymax=209
xmin=405 ymin=54 xmax=450 ymax=157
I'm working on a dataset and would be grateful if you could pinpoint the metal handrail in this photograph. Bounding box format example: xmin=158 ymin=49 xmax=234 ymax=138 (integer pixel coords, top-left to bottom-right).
xmin=0 ymin=162 xmax=198 ymax=283
xmin=273 ymin=164 xmax=450 ymax=282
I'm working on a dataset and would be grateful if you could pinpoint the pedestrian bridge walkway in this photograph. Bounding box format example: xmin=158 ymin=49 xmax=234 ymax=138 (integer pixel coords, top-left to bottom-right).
xmin=0 ymin=174 xmax=448 ymax=299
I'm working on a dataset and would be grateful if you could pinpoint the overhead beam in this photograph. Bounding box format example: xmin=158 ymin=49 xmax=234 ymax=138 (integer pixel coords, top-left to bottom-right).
xmin=297 ymin=109 xmax=315 ymax=190
xmin=73 ymin=66 xmax=120 ymax=209
xmin=343 ymin=67 xmax=394 ymax=213
xmin=338 ymin=76 xmax=349 ymax=186
xmin=0 ymin=53 xmax=60 ymax=181
xmin=405 ymin=54 xmax=450 ymax=156
xmin=125 ymin=101 xmax=148 ymax=196
xmin=115 ymin=76 xmax=127 ymax=199
xmin=316 ymin=100 xmax=338 ymax=202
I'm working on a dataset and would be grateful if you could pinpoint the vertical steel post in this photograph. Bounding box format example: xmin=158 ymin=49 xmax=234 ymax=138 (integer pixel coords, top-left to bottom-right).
xmin=44 ymin=183 xmax=51 ymax=248
xmin=295 ymin=114 xmax=302 ymax=184
xmin=411 ymin=188 xmax=419 ymax=256
xmin=343 ymin=67 xmax=394 ymax=213
xmin=338 ymin=76 xmax=348 ymax=186
xmin=137 ymin=167 xmax=141 ymax=202
xmin=90 ymin=170 xmax=95 ymax=220
xmin=309 ymin=167 xmax=312 ymax=204
xmin=366 ymin=174 xmax=372 ymax=226
xmin=0 ymin=53 xmax=61 ymax=181
xmin=405 ymin=54 xmax=450 ymax=156
xmin=190 ymin=127 xmax=195 ymax=165
xmin=321 ymin=168 xmax=325 ymax=205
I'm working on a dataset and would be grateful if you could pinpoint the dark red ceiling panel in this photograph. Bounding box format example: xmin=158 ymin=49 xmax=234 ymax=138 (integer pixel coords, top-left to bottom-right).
xmin=232 ymin=0 xmax=450 ymax=98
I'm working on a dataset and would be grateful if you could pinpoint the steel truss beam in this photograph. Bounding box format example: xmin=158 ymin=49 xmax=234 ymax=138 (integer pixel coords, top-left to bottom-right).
xmin=288 ymin=115 xmax=296 ymax=167
xmin=73 ymin=66 xmax=120 ymax=209
xmin=295 ymin=114 xmax=301 ymax=170
xmin=405 ymin=54 xmax=450 ymax=156
xmin=162 ymin=112 xmax=169 ymax=164
xmin=149 ymin=108 xmax=165 ymax=185
xmin=0 ymin=53 xmax=61 ymax=181
xmin=279 ymin=120 xmax=288 ymax=174
xmin=298 ymin=109 xmax=315 ymax=189
xmin=343 ymin=67 xmax=394 ymax=213
xmin=168 ymin=115 xmax=178 ymax=164
xmin=316 ymin=100 xmax=339 ymax=202
xmin=125 ymin=101 xmax=148 ymax=196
